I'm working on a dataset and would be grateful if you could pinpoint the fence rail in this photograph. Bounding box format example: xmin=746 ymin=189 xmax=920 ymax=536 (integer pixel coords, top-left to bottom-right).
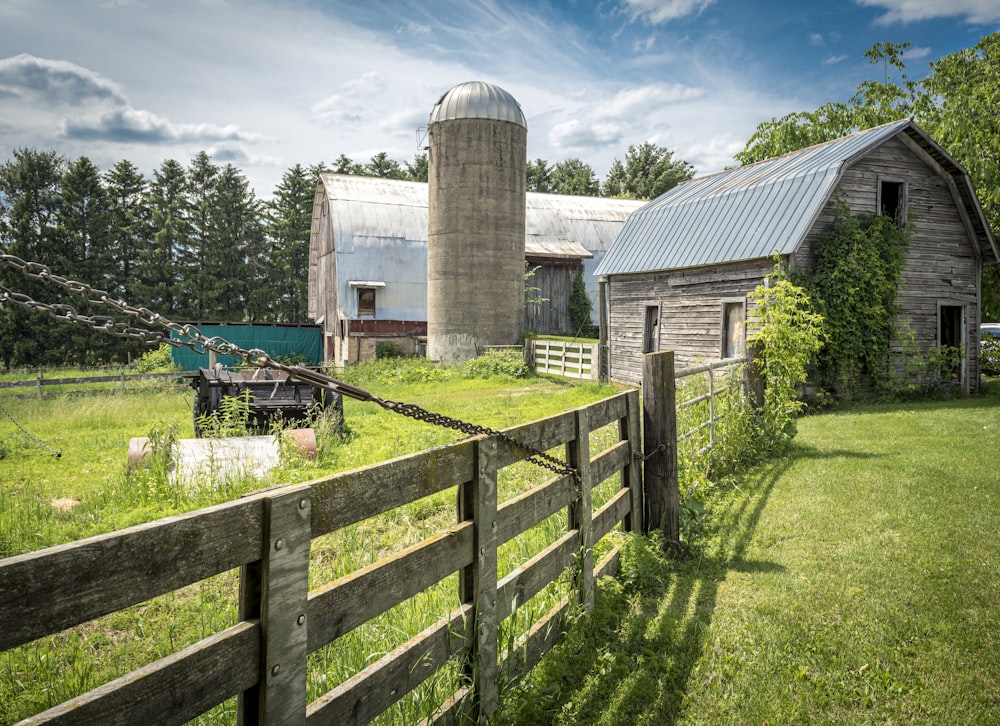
xmin=675 ymin=356 xmax=745 ymax=458
xmin=0 ymin=370 xmax=192 ymax=396
xmin=528 ymin=339 xmax=599 ymax=380
xmin=0 ymin=389 xmax=642 ymax=725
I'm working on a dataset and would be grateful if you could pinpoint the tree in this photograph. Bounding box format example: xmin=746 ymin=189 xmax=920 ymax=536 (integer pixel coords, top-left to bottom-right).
xmin=262 ymin=163 xmax=315 ymax=322
xmin=0 ymin=148 xmax=66 ymax=367
xmin=737 ymin=42 xmax=916 ymax=165
xmin=140 ymin=158 xmax=189 ymax=316
xmin=526 ymin=158 xmax=553 ymax=193
xmin=568 ymin=269 xmax=593 ymax=335
xmin=404 ymin=153 xmax=428 ymax=182
xmin=551 ymin=158 xmax=600 ymax=196
xmin=105 ymin=159 xmax=150 ymax=304
xmin=364 ymin=152 xmax=404 ymax=179
xmin=735 ymin=35 xmax=1000 ymax=318
xmin=601 ymin=142 xmax=694 ymax=200
xmin=333 ymin=154 xmax=364 ymax=175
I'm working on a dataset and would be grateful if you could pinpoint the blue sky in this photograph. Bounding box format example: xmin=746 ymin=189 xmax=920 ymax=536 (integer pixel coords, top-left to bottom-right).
xmin=1 ymin=0 xmax=998 ymax=197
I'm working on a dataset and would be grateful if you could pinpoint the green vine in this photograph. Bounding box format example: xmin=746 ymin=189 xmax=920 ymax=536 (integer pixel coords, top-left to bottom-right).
xmin=748 ymin=263 xmax=825 ymax=447
xmin=801 ymin=201 xmax=908 ymax=397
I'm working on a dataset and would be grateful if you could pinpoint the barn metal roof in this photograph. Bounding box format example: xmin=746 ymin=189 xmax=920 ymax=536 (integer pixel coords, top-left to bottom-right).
xmin=594 ymin=119 xmax=998 ymax=275
xmin=310 ymin=174 xmax=642 ymax=259
xmin=429 ymin=81 xmax=527 ymax=128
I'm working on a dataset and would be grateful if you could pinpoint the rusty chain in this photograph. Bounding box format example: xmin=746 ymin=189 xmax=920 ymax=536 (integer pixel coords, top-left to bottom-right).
xmin=0 ymin=254 xmax=578 ymax=481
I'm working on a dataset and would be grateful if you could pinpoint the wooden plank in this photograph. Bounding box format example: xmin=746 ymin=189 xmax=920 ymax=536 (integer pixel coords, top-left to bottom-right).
xmin=257 ymin=486 xmax=312 ymax=724
xmin=496 ymin=530 xmax=577 ymax=621
xmin=590 ymin=440 xmax=629 ymax=487
xmin=471 ymin=437 xmax=499 ymax=717
xmin=24 ymin=621 xmax=259 ymax=726
xmin=594 ymin=544 xmax=622 ymax=583
xmin=623 ymin=388 xmax=643 ymax=533
xmin=306 ymin=605 xmax=473 ymax=726
xmin=643 ymin=351 xmax=679 ymax=547
xmin=307 ymin=523 xmax=474 ymax=651
xmin=496 ymin=474 xmax=575 ymax=545
xmin=0 ymin=497 xmax=263 ymax=651
xmin=308 ymin=441 xmax=475 ymax=536
xmin=593 ymin=489 xmax=631 ymax=542
xmin=568 ymin=408 xmax=594 ymax=612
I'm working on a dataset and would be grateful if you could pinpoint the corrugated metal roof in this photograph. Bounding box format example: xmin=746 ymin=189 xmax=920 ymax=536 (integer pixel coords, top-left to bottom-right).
xmin=595 ymin=119 xmax=918 ymax=276
xmin=312 ymin=174 xmax=642 ymax=258
xmin=429 ymin=81 xmax=527 ymax=128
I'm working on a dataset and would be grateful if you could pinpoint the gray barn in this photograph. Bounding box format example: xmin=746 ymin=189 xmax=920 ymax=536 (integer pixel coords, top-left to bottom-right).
xmin=308 ymin=174 xmax=642 ymax=365
xmin=595 ymin=120 xmax=998 ymax=393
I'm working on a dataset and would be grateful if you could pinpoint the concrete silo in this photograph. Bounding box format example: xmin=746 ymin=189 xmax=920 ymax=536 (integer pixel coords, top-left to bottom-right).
xmin=426 ymin=81 xmax=527 ymax=362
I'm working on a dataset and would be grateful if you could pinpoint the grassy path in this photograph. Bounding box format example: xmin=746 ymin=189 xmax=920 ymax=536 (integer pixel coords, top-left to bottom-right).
xmin=499 ymin=392 xmax=1000 ymax=724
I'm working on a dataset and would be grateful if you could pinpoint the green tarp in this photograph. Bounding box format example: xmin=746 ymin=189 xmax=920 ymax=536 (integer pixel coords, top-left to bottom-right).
xmin=170 ymin=324 xmax=322 ymax=370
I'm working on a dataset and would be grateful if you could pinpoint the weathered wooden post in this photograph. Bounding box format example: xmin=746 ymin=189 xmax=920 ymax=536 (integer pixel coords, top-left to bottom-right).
xmin=457 ymin=436 xmax=499 ymax=722
xmin=567 ymin=408 xmax=594 ymax=612
xmin=745 ymin=344 xmax=765 ymax=413
xmin=238 ymin=484 xmax=312 ymax=725
xmin=642 ymin=351 xmax=679 ymax=548
xmin=597 ymin=277 xmax=609 ymax=381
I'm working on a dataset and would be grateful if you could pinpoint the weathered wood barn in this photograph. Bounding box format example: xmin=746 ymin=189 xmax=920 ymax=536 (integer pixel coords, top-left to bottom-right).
xmin=594 ymin=119 xmax=998 ymax=392
xmin=309 ymin=174 xmax=642 ymax=365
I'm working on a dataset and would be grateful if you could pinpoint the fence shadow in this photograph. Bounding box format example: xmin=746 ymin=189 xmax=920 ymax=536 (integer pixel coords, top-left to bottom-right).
xmin=496 ymin=454 xmax=791 ymax=725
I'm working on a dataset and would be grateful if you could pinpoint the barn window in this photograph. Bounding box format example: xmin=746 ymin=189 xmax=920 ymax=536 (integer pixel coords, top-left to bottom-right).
xmin=357 ymin=287 xmax=376 ymax=316
xmin=879 ymin=179 xmax=907 ymax=226
xmin=643 ymin=304 xmax=659 ymax=354
xmin=722 ymin=300 xmax=746 ymax=359
xmin=349 ymin=280 xmax=385 ymax=317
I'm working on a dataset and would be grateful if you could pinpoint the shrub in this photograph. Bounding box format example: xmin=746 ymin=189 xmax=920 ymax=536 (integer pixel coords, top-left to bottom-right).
xmin=376 ymin=341 xmax=404 ymax=359
xmin=334 ymin=357 xmax=457 ymax=387
xmin=982 ymin=339 xmax=1000 ymax=377
xmin=462 ymin=349 xmax=531 ymax=380
xmin=132 ymin=343 xmax=177 ymax=373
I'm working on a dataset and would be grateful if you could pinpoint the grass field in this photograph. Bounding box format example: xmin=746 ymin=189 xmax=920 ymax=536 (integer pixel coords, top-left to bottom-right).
xmin=498 ymin=386 xmax=1000 ymax=724
xmin=2 ymin=371 xmax=998 ymax=724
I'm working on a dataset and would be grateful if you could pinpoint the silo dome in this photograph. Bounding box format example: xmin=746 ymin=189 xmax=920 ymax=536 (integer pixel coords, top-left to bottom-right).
xmin=429 ymin=81 xmax=527 ymax=128
xmin=426 ymin=82 xmax=527 ymax=363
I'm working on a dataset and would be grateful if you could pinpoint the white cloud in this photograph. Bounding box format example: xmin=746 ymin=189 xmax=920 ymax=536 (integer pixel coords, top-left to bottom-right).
xmin=0 ymin=53 xmax=125 ymax=105
xmin=311 ymin=71 xmax=389 ymax=124
xmin=825 ymin=54 xmax=849 ymax=64
xmin=679 ymin=131 xmax=746 ymax=174
xmin=621 ymin=0 xmax=716 ymax=25
xmin=855 ymin=0 xmax=1000 ymax=25
xmin=62 ymin=107 xmax=266 ymax=145
xmin=550 ymin=119 xmax=625 ymax=150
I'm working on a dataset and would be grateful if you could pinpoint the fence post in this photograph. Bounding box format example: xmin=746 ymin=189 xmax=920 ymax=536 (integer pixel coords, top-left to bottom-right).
xmin=621 ymin=389 xmax=643 ymax=534
xmin=642 ymin=351 xmax=679 ymax=548
xmin=745 ymin=344 xmax=765 ymax=412
xmin=457 ymin=436 xmax=499 ymax=722
xmin=36 ymin=370 xmax=43 ymax=398
xmin=238 ymin=484 xmax=311 ymax=726
xmin=567 ymin=408 xmax=594 ymax=612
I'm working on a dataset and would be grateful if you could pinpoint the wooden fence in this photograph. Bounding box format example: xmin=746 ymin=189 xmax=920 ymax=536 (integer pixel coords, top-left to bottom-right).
xmin=0 ymin=370 xmax=191 ymax=396
xmin=0 ymin=389 xmax=643 ymax=725
xmin=527 ymin=340 xmax=599 ymax=380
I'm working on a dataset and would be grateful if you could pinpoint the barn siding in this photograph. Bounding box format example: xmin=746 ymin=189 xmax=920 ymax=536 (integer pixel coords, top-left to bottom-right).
xmin=793 ymin=136 xmax=982 ymax=389
xmin=607 ymin=259 xmax=774 ymax=385
xmin=526 ymin=260 xmax=582 ymax=336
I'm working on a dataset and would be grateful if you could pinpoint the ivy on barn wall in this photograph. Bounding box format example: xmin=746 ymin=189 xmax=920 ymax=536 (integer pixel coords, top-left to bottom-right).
xmin=796 ymin=200 xmax=909 ymax=398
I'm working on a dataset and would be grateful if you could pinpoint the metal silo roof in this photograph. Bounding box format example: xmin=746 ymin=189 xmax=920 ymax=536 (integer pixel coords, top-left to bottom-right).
xmin=595 ymin=119 xmax=916 ymax=277
xmin=429 ymin=81 xmax=527 ymax=128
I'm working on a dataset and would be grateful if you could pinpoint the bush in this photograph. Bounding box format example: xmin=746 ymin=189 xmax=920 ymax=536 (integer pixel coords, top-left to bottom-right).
xmin=982 ymin=339 xmax=1000 ymax=377
xmin=462 ymin=349 xmax=531 ymax=380
xmin=333 ymin=357 xmax=457 ymax=387
xmin=376 ymin=341 xmax=404 ymax=359
xmin=131 ymin=344 xmax=177 ymax=373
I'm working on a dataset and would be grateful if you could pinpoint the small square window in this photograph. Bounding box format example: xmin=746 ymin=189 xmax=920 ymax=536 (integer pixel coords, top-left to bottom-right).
xmin=879 ymin=180 xmax=906 ymax=226
xmin=357 ymin=287 xmax=376 ymax=316
xmin=722 ymin=301 xmax=745 ymax=358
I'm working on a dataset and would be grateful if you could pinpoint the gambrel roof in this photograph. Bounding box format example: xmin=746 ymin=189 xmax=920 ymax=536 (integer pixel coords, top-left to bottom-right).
xmin=595 ymin=119 xmax=998 ymax=276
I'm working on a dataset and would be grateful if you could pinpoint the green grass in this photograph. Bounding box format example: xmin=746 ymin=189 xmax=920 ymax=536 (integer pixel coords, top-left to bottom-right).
xmin=0 ymin=367 xmax=625 ymax=724
xmin=497 ymin=386 xmax=1000 ymax=724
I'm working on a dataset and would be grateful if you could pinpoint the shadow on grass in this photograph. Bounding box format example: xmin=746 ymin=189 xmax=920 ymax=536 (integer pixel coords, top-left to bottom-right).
xmin=496 ymin=453 xmax=796 ymax=725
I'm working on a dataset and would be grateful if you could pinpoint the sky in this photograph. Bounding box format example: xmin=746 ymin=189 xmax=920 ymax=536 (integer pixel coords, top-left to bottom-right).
xmin=1 ymin=0 xmax=999 ymax=198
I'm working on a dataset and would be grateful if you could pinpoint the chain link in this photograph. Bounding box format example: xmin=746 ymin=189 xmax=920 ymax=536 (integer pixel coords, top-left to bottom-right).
xmin=0 ymin=254 xmax=579 ymax=481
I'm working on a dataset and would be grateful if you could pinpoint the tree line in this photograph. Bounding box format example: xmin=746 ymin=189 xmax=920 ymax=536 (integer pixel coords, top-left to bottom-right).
xmin=0 ymin=142 xmax=694 ymax=369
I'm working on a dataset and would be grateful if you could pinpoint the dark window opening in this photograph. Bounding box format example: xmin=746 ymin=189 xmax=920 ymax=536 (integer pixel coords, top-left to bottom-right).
xmin=358 ymin=287 xmax=376 ymax=316
xmin=880 ymin=180 xmax=904 ymax=224
xmin=940 ymin=304 xmax=964 ymax=381
xmin=643 ymin=305 xmax=659 ymax=354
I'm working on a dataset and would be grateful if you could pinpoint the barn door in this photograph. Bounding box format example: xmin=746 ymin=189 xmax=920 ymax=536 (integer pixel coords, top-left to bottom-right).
xmin=939 ymin=304 xmax=966 ymax=386
xmin=643 ymin=304 xmax=659 ymax=354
